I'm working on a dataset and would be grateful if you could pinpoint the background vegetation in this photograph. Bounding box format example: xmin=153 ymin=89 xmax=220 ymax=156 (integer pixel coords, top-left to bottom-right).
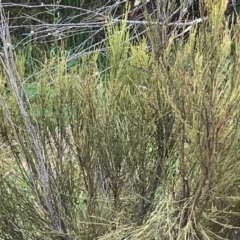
xmin=1 ymin=0 xmax=240 ymax=239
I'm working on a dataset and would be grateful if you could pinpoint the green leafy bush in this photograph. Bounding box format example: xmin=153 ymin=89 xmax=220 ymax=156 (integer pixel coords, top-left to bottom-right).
xmin=1 ymin=1 xmax=240 ymax=240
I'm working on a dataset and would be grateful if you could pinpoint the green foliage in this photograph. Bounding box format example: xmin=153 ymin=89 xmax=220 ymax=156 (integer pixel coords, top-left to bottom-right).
xmin=1 ymin=3 xmax=240 ymax=239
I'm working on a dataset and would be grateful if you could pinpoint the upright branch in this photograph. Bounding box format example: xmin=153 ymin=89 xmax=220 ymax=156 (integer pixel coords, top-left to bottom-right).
xmin=0 ymin=3 xmax=64 ymax=235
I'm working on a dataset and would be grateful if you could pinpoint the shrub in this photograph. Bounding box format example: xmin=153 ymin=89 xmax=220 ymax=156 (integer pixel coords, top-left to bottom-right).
xmin=1 ymin=1 xmax=240 ymax=240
